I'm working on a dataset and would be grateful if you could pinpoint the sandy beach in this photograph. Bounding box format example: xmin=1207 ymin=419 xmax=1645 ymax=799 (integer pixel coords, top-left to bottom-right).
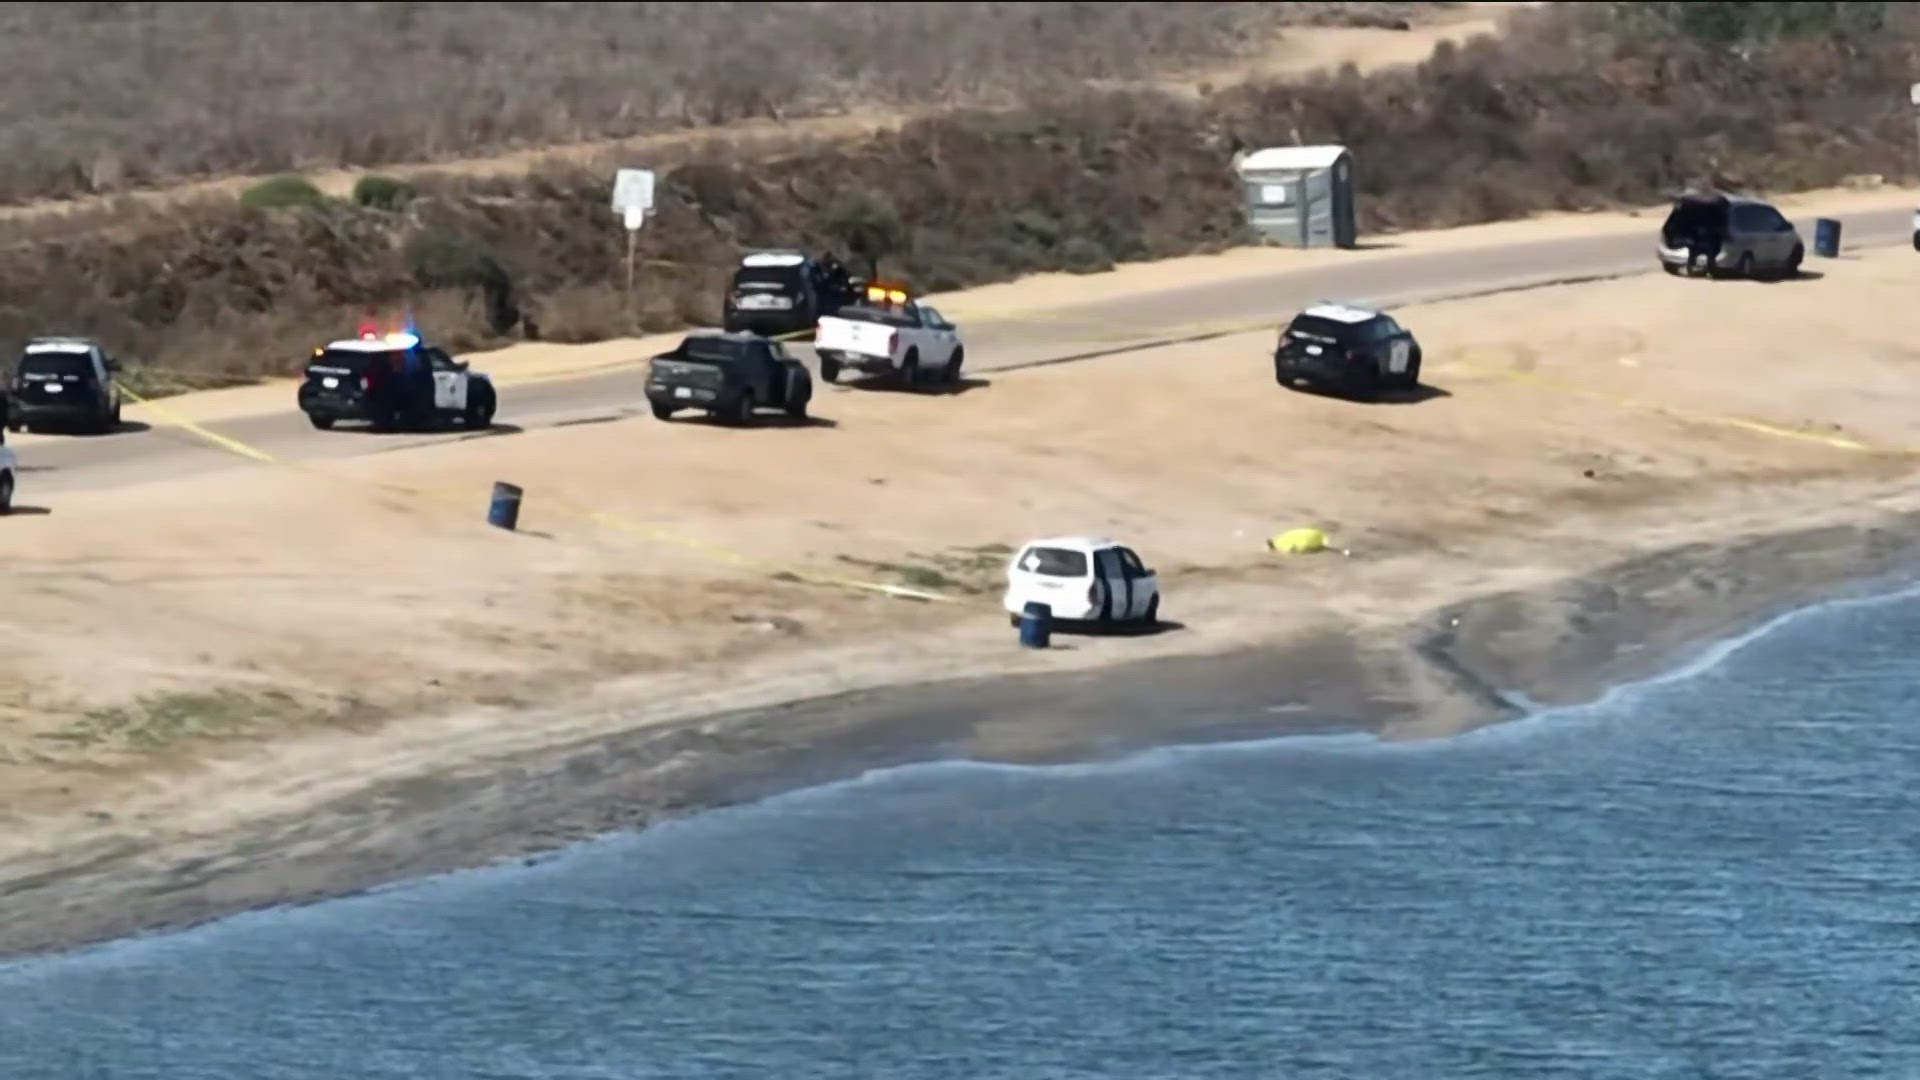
xmin=5 ymin=214 xmax=1920 ymax=958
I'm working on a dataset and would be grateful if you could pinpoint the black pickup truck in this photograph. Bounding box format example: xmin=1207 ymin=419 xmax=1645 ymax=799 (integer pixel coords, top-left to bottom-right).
xmin=645 ymin=331 xmax=814 ymax=424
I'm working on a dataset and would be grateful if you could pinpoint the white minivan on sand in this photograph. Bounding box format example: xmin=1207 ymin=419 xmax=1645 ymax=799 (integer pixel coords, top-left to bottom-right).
xmin=1003 ymin=536 xmax=1161 ymax=628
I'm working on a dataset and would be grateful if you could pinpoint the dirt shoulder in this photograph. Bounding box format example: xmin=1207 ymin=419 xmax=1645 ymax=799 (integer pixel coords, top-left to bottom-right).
xmin=6 ymin=244 xmax=1920 ymax=956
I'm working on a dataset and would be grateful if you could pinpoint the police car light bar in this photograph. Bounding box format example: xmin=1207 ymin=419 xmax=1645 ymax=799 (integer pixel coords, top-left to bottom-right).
xmin=865 ymin=283 xmax=910 ymax=305
xmin=352 ymin=311 xmax=422 ymax=347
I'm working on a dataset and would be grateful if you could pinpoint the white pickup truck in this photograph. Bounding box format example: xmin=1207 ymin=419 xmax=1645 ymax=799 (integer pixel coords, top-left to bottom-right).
xmin=812 ymin=290 xmax=965 ymax=387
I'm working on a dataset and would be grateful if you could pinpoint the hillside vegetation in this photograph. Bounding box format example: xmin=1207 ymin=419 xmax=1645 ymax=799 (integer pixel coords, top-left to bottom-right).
xmin=0 ymin=0 xmax=1435 ymax=205
xmin=2 ymin=1 xmax=1916 ymax=390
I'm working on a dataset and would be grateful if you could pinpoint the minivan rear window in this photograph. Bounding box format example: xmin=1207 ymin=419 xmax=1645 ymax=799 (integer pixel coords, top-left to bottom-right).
xmin=1018 ymin=546 xmax=1088 ymax=577
xmin=19 ymin=351 xmax=92 ymax=378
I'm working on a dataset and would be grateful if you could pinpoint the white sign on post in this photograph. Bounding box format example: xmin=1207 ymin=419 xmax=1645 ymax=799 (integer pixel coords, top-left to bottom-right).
xmin=1910 ymin=81 xmax=1920 ymax=106
xmin=612 ymin=168 xmax=655 ymax=217
xmin=613 ymin=169 xmax=655 ymax=323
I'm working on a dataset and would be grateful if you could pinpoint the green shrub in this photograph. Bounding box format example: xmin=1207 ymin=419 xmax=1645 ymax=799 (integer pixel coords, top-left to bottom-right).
xmin=1058 ymin=237 xmax=1115 ymax=275
xmin=351 ymin=174 xmax=415 ymax=210
xmin=239 ymin=175 xmax=326 ymax=210
xmin=403 ymin=225 xmax=520 ymax=333
xmin=825 ymin=191 xmax=904 ymax=280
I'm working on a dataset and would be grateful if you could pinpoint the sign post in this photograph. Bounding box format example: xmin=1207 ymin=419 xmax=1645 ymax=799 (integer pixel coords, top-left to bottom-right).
xmin=611 ymin=168 xmax=656 ymax=328
xmin=1910 ymin=86 xmax=1920 ymax=251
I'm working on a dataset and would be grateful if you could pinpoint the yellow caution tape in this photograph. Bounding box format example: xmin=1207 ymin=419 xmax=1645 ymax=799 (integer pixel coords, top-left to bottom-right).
xmin=118 ymin=383 xmax=285 ymax=466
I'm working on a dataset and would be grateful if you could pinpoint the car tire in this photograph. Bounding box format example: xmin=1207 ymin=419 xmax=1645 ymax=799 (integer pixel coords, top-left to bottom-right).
xmin=943 ymin=347 xmax=964 ymax=384
xmin=1736 ymin=252 xmax=1755 ymax=279
xmin=1142 ymin=594 xmax=1160 ymax=627
xmin=0 ymin=470 xmax=13 ymax=515
xmin=901 ymin=349 xmax=920 ymax=388
xmin=1364 ymin=364 xmax=1391 ymax=402
xmin=729 ymin=391 xmax=755 ymax=425
xmin=789 ymin=371 xmax=812 ymax=419
xmin=819 ymin=355 xmax=841 ymax=384
xmin=650 ymin=401 xmax=675 ymax=421
xmin=1402 ymin=346 xmax=1424 ymax=389
xmin=308 ymin=414 xmax=335 ymax=430
xmin=1786 ymin=244 xmax=1804 ymax=276
xmin=464 ymin=387 xmax=496 ymax=429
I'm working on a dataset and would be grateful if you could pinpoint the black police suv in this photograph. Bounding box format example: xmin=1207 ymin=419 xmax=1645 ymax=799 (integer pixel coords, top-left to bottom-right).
xmin=9 ymin=337 xmax=123 ymax=434
xmin=1274 ymin=302 xmax=1423 ymax=399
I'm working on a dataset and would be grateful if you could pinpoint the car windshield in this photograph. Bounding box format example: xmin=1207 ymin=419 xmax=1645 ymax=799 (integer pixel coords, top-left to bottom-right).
xmin=1286 ymin=315 xmax=1366 ymax=343
xmin=1018 ymin=546 xmax=1089 ymax=577
xmin=18 ymin=351 xmax=92 ymax=378
xmin=733 ymin=266 xmax=806 ymax=292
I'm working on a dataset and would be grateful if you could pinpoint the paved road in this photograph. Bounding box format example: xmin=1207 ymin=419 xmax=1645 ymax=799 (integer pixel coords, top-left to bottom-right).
xmin=17 ymin=204 xmax=1916 ymax=497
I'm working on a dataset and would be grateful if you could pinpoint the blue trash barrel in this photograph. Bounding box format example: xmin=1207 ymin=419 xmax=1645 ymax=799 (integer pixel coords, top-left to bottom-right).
xmin=1813 ymin=217 xmax=1841 ymax=258
xmin=488 ymin=481 xmax=523 ymax=531
xmin=1018 ymin=601 xmax=1053 ymax=649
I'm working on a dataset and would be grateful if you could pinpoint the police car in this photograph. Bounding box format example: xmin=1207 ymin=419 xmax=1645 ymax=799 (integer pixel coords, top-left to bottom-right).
xmin=297 ymin=328 xmax=497 ymax=431
xmin=721 ymin=250 xmax=861 ymax=337
xmin=9 ymin=337 xmax=124 ymax=434
xmin=1273 ymin=301 xmax=1423 ymax=398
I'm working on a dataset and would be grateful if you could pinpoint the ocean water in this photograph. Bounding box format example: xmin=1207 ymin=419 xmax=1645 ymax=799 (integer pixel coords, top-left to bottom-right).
xmin=6 ymin=589 xmax=1920 ymax=1079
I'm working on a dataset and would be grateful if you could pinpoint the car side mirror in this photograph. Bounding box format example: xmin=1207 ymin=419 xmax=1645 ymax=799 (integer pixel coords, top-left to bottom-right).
xmin=105 ymin=359 xmax=120 ymax=372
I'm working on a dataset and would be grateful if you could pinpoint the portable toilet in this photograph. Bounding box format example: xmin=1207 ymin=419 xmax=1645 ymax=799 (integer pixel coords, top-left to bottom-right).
xmin=1235 ymin=145 xmax=1356 ymax=249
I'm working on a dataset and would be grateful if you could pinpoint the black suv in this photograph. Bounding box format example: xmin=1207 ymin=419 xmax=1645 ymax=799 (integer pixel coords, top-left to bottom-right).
xmin=1274 ymin=302 xmax=1423 ymax=398
xmin=721 ymin=250 xmax=861 ymax=337
xmin=646 ymin=332 xmax=813 ymax=424
xmin=9 ymin=337 xmax=124 ymax=434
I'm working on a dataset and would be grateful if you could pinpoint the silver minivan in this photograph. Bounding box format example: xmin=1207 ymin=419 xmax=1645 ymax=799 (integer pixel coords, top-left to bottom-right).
xmin=1657 ymin=192 xmax=1805 ymax=279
